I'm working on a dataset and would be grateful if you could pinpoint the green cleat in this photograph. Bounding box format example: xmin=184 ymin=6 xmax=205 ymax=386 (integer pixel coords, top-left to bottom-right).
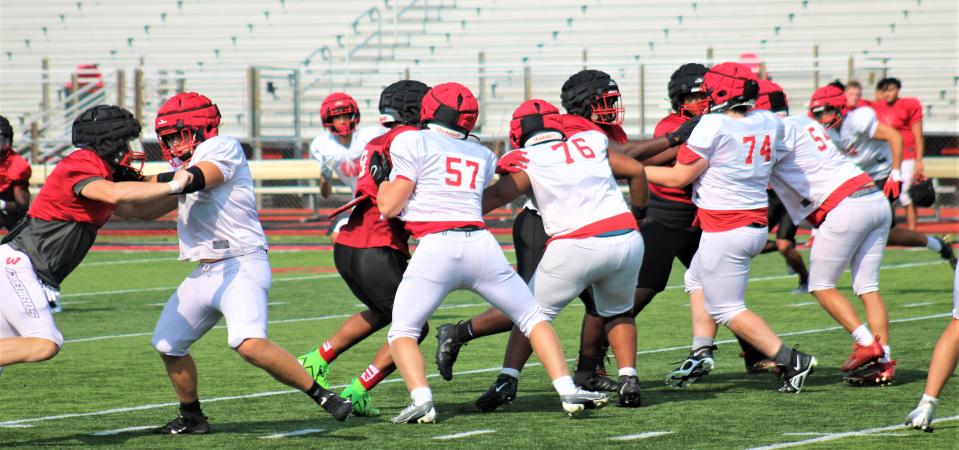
xmin=342 ymin=378 xmax=380 ymax=417
xmin=297 ymin=347 xmax=331 ymax=389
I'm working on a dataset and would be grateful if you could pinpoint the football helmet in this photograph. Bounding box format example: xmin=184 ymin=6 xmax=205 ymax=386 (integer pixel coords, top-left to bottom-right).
xmin=0 ymin=115 xmax=12 ymax=159
xmin=155 ymin=92 xmax=221 ymax=164
xmin=560 ymin=69 xmax=624 ymax=125
xmin=378 ymin=80 xmax=430 ymax=126
xmin=508 ymin=99 xmax=564 ymax=148
xmin=668 ymin=63 xmax=708 ymax=116
xmin=72 ymin=105 xmax=144 ymax=169
xmin=754 ymin=79 xmax=789 ymax=116
xmin=809 ymin=83 xmax=847 ymax=129
xmin=321 ymin=92 xmax=360 ymax=135
xmin=420 ymin=82 xmax=479 ymax=137
xmin=701 ymin=62 xmax=760 ymax=113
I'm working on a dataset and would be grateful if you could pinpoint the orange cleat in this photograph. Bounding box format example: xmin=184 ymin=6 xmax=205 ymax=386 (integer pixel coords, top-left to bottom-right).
xmin=840 ymin=339 xmax=884 ymax=372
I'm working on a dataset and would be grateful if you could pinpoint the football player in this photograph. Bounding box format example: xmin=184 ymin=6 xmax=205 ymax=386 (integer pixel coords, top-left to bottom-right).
xmin=810 ymin=82 xmax=954 ymax=268
xmin=905 ymin=263 xmax=959 ymax=432
xmin=475 ymin=99 xmax=648 ymax=409
xmin=872 ymin=77 xmax=925 ymax=231
xmin=296 ymin=80 xmax=431 ymax=417
xmin=374 ymin=82 xmax=607 ymax=423
xmin=308 ymin=92 xmax=387 ymax=241
xmin=1 ymin=105 xmax=191 ymax=374
xmin=645 ymin=62 xmax=818 ymax=394
xmin=150 ymin=93 xmax=352 ymax=434
xmin=759 ymin=80 xmax=896 ymax=385
xmin=0 ymin=115 xmax=31 ymax=231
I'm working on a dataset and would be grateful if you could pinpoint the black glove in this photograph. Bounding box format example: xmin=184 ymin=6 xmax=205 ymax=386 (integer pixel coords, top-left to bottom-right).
xmin=113 ymin=165 xmax=145 ymax=182
xmin=665 ymin=114 xmax=702 ymax=147
xmin=369 ymin=152 xmax=392 ymax=185
xmin=631 ymin=204 xmax=647 ymax=221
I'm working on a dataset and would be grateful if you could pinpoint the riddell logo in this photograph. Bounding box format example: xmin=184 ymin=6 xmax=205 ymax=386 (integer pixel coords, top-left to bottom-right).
xmin=158 ymin=119 xmax=168 ymax=125
xmin=5 ymin=257 xmax=21 ymax=265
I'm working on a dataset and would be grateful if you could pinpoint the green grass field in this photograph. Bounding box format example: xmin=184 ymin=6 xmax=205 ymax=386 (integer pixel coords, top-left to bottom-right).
xmin=1 ymin=245 xmax=957 ymax=449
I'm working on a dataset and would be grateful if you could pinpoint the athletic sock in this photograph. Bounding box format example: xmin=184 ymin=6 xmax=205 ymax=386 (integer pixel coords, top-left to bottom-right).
xmin=306 ymin=381 xmax=332 ymax=405
xmin=691 ymin=336 xmax=715 ymax=352
xmin=455 ymin=320 xmax=475 ymax=343
xmin=359 ymin=364 xmax=386 ymax=390
xmin=773 ymin=344 xmax=792 ymax=367
xmin=879 ymin=345 xmax=891 ymax=363
xmin=410 ymin=387 xmax=432 ymax=406
xmin=618 ymin=367 xmax=637 ymax=378
xmin=927 ymin=236 xmax=943 ymax=252
xmin=552 ymin=375 xmax=577 ymax=396
xmin=851 ymin=324 xmax=875 ymax=346
xmin=500 ymin=368 xmax=521 ymax=380
xmin=319 ymin=341 xmax=337 ymax=364
xmin=179 ymin=400 xmax=203 ymax=418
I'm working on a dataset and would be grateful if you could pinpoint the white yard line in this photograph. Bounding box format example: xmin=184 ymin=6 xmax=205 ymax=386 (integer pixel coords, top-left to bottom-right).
xmin=260 ymin=428 xmax=324 ymax=439
xmin=0 ymin=423 xmax=33 ymax=428
xmin=902 ymin=302 xmax=934 ymax=308
xmin=3 ymin=310 xmax=951 ymax=427
xmin=433 ymin=429 xmax=496 ymax=440
xmin=749 ymin=415 xmax=959 ymax=449
xmin=609 ymin=431 xmax=674 ymax=441
xmin=787 ymin=302 xmax=817 ymax=308
xmin=90 ymin=425 xmax=158 ymax=436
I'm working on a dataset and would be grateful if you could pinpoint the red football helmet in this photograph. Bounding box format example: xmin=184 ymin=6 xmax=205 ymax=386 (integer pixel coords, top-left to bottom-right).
xmin=754 ymin=79 xmax=789 ymax=115
xmin=420 ymin=82 xmax=479 ymax=137
xmin=321 ymin=92 xmax=360 ymax=135
xmin=808 ymin=84 xmax=847 ymax=129
xmin=508 ymin=99 xmax=564 ymax=148
xmin=155 ymin=92 xmax=221 ymax=163
xmin=702 ymin=62 xmax=760 ymax=113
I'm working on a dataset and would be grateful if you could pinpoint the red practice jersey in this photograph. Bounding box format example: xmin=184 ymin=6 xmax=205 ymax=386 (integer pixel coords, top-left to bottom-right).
xmin=871 ymin=97 xmax=923 ymax=160
xmin=0 ymin=151 xmax=31 ymax=195
xmin=651 ymin=113 xmax=695 ymax=205
xmin=29 ymin=149 xmax=116 ymax=226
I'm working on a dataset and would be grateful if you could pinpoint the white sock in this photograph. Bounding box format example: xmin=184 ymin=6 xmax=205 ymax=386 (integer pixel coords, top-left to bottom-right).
xmin=500 ymin=368 xmax=521 ymax=380
xmin=879 ymin=345 xmax=891 ymax=363
xmin=410 ymin=387 xmax=432 ymax=406
xmin=552 ymin=375 xmax=577 ymax=396
xmin=692 ymin=336 xmax=715 ymax=351
xmin=921 ymin=393 xmax=939 ymax=405
xmin=618 ymin=367 xmax=637 ymax=378
xmin=851 ymin=324 xmax=875 ymax=346
xmin=927 ymin=236 xmax=943 ymax=252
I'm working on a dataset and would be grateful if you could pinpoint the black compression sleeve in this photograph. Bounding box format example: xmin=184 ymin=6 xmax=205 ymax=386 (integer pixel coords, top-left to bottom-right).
xmin=155 ymin=172 xmax=174 ymax=182
xmin=182 ymin=166 xmax=207 ymax=193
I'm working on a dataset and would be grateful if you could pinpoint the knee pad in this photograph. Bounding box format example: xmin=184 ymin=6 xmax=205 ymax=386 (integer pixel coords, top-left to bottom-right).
xmin=152 ymin=337 xmax=188 ymax=357
xmin=705 ymin=301 xmax=747 ymax=326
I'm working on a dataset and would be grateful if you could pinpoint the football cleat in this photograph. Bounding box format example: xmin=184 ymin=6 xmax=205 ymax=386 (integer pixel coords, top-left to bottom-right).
xmin=791 ymin=282 xmax=808 ymax=295
xmin=391 ymin=401 xmax=436 ymax=424
xmin=666 ymin=346 xmax=715 ymax=388
xmin=905 ymin=397 xmax=937 ymax=432
xmin=843 ymin=360 xmax=896 ymax=386
xmin=297 ymin=347 xmax=332 ymax=389
xmin=778 ymin=347 xmax=817 ymax=393
xmin=154 ymin=413 xmax=211 ymax=435
xmin=342 ymin=378 xmax=380 ymax=417
xmin=435 ymin=323 xmax=465 ymax=381
xmin=740 ymin=346 xmax=779 ymax=375
xmin=573 ymin=369 xmax=620 ymax=392
xmin=937 ymin=236 xmax=957 ymax=269
xmin=617 ymin=375 xmax=642 ymax=408
xmin=840 ymin=339 xmax=884 ymax=372
xmin=315 ymin=390 xmax=352 ymax=421
xmin=475 ymin=374 xmax=518 ymax=412
xmin=560 ymin=388 xmax=609 ymax=416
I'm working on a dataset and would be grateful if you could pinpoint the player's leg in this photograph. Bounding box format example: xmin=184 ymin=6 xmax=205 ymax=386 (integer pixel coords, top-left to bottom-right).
xmin=885 ymin=189 xmax=956 ymax=267
xmin=666 ymin=251 xmax=718 ymax=387
xmin=633 ymin=221 xmax=686 ymax=314
xmin=900 ymin=159 xmax=917 ymax=230
xmin=775 ymin=214 xmax=808 ymax=292
xmin=0 ymin=245 xmax=63 ymax=366
xmin=906 ymin=265 xmax=959 ymax=431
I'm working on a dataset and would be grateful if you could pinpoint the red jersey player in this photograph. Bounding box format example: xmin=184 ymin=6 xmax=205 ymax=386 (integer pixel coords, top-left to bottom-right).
xmin=0 ymin=115 xmax=31 ymax=231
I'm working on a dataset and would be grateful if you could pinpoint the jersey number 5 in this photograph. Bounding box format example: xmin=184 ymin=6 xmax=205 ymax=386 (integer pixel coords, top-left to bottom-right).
xmin=445 ymin=157 xmax=480 ymax=189
xmin=743 ymin=135 xmax=772 ymax=164
xmin=551 ymin=138 xmax=596 ymax=164
xmin=806 ymin=126 xmax=831 ymax=151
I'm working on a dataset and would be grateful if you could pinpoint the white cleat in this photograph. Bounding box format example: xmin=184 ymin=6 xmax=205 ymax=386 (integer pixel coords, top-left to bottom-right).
xmin=560 ymin=388 xmax=608 ymax=417
xmin=392 ymin=401 xmax=436 ymax=424
xmin=905 ymin=398 xmax=937 ymax=432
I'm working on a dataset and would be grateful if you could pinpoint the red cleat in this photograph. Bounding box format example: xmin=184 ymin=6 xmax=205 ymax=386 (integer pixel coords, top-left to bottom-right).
xmin=840 ymin=339 xmax=884 ymax=372
xmin=842 ymin=360 xmax=896 ymax=386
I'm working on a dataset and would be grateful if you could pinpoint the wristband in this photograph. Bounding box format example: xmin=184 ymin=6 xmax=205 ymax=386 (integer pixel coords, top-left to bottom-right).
xmin=167 ymin=180 xmax=183 ymax=194
xmin=890 ymin=169 xmax=901 ymax=182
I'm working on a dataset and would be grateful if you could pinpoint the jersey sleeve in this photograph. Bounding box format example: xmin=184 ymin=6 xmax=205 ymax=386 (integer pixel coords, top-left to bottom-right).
xmin=904 ymin=98 xmax=923 ymax=126
xmin=62 ymin=151 xmax=110 ymax=197
xmin=388 ymin=132 xmax=421 ymax=183
xmin=854 ymin=107 xmax=880 ymax=139
xmin=13 ymin=158 xmax=32 ymax=186
xmin=195 ymin=138 xmax=245 ymax=183
xmin=684 ymin=114 xmax=723 ymax=160
xmin=653 ymin=115 xmax=683 ymax=138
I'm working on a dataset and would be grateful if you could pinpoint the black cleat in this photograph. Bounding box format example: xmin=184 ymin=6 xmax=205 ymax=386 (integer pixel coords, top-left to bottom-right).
xmin=573 ymin=369 xmax=620 ymax=392
xmin=475 ymin=374 xmax=518 ymax=412
xmin=435 ymin=323 xmax=465 ymax=381
xmin=937 ymin=236 xmax=957 ymax=269
xmin=317 ymin=390 xmax=353 ymax=421
xmin=778 ymin=347 xmax=817 ymax=393
xmin=617 ymin=375 xmax=642 ymax=407
xmin=154 ymin=414 xmax=211 ymax=435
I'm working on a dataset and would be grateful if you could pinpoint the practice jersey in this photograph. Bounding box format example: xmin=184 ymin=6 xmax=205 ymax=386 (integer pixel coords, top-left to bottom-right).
xmin=770 ymin=114 xmax=869 ymax=224
xmin=177 ymin=135 xmax=268 ymax=261
xmin=309 ymin=126 xmax=386 ymax=192
xmin=871 ymin=97 xmax=922 ymax=159
xmin=388 ymin=129 xmax=496 ymax=238
xmin=0 ymin=151 xmax=31 ymax=196
xmin=650 ymin=112 xmax=695 ymax=205
xmin=828 ymin=106 xmax=892 ymax=182
xmin=519 ymin=130 xmax=632 ymax=238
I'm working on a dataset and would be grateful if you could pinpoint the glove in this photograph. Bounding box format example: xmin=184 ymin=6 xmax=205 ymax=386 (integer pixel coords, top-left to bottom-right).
xmin=369 ymin=152 xmax=392 ymax=185
xmin=496 ymin=150 xmax=529 ymax=174
xmin=883 ymin=169 xmax=901 ymax=200
xmin=631 ymin=204 xmax=647 ymax=221
xmin=665 ymin=115 xmax=702 ymax=147
xmin=320 ymin=163 xmax=334 ymax=181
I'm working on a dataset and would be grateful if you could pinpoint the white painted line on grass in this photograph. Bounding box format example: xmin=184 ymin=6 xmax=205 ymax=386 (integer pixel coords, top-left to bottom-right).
xmin=268 ymin=302 xmax=287 ymax=306
xmin=4 ymin=309 xmax=950 ymax=428
xmin=433 ymin=429 xmax=496 ymax=440
xmin=610 ymin=431 xmax=673 ymax=441
xmin=91 ymin=425 xmax=158 ymax=436
xmin=0 ymin=423 xmax=32 ymax=428
xmin=902 ymin=302 xmax=933 ymax=308
xmin=749 ymin=414 xmax=959 ymax=449
xmin=260 ymin=428 xmax=324 ymax=439
xmin=787 ymin=302 xmax=817 ymax=308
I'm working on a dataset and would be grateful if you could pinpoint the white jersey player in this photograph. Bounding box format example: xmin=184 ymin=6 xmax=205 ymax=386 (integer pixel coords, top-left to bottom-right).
xmin=480 ymin=100 xmax=649 ymax=407
xmin=374 ymin=83 xmax=608 ymax=423
xmin=759 ymin=80 xmax=896 ymax=385
xmin=149 ymin=92 xmax=352 ymax=434
xmin=644 ymin=62 xmax=818 ymax=394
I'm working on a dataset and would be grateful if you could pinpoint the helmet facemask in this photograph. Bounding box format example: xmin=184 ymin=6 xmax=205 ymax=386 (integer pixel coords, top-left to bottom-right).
xmin=812 ymin=105 xmax=843 ymax=130
xmin=158 ymin=126 xmax=202 ymax=167
xmin=678 ymin=92 xmax=709 ymax=117
xmin=325 ymin=107 xmax=359 ymax=136
xmin=589 ymin=91 xmax=625 ymax=126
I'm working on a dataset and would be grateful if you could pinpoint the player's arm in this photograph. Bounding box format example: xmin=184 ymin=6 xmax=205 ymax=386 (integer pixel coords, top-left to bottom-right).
xmin=482 ymin=171 xmax=531 ymax=214
xmin=644 ymin=158 xmax=707 ymax=188
xmin=114 ymin=196 xmax=178 ymax=220
xmin=377 ymin=178 xmax=414 ymax=218
xmin=80 ymin=169 xmax=193 ymax=205
xmin=0 ymin=185 xmax=29 ymax=215
xmin=872 ymin=123 xmax=903 ymax=171
xmin=640 ymin=146 xmax=681 ymax=166
xmin=608 ymin=151 xmax=648 ymax=208
xmin=911 ymin=120 xmax=924 ymax=178
xmin=611 ymin=115 xmax=700 ymax=161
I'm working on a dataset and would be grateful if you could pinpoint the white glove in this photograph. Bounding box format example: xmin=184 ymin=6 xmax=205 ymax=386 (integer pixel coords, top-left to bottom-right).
xmin=905 ymin=396 xmax=937 ymax=432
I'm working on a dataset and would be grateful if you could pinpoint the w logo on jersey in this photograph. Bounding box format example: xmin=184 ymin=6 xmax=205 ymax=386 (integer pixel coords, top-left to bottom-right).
xmin=340 ymin=160 xmax=363 ymax=177
xmin=5 ymin=256 xmax=21 ymax=265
